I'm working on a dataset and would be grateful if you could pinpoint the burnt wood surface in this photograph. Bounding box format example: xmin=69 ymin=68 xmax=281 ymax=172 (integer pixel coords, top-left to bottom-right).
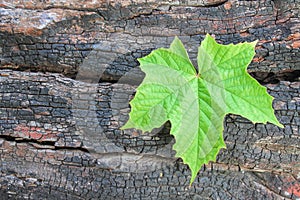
xmin=0 ymin=0 xmax=299 ymax=199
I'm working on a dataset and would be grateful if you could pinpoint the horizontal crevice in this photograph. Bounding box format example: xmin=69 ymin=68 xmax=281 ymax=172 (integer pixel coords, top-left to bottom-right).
xmin=0 ymin=134 xmax=56 ymax=146
xmin=1 ymin=68 xmax=299 ymax=85
xmin=54 ymin=145 xmax=90 ymax=153
xmin=0 ymin=135 xmax=89 ymax=153
xmin=98 ymin=69 xmax=300 ymax=85
xmin=250 ymin=70 xmax=300 ymax=84
xmin=201 ymin=0 xmax=228 ymax=8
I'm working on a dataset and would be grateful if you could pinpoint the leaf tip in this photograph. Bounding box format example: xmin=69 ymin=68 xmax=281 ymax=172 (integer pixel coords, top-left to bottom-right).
xmin=119 ymin=125 xmax=127 ymax=130
xmin=269 ymin=113 xmax=285 ymax=129
xmin=205 ymin=33 xmax=213 ymax=37
xmin=204 ymin=33 xmax=216 ymax=41
xmin=189 ymin=169 xmax=199 ymax=186
xmin=120 ymin=120 xmax=134 ymax=130
xmin=275 ymin=121 xmax=284 ymax=129
xmin=250 ymin=40 xmax=258 ymax=48
xmin=171 ymin=36 xmax=183 ymax=47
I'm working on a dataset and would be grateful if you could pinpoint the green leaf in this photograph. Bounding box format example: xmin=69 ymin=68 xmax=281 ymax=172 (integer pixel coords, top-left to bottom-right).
xmin=121 ymin=34 xmax=283 ymax=184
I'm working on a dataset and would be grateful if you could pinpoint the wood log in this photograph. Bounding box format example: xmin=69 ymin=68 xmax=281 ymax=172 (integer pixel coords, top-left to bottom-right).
xmin=0 ymin=0 xmax=299 ymax=199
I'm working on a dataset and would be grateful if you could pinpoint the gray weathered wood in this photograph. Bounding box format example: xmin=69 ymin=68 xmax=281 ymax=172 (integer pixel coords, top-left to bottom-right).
xmin=0 ymin=0 xmax=299 ymax=199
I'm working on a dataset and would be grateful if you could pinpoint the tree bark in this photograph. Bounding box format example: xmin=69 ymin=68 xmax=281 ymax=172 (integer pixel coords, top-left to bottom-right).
xmin=0 ymin=0 xmax=299 ymax=199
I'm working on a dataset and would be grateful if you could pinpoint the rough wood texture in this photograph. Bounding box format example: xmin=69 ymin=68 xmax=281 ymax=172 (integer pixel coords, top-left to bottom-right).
xmin=0 ymin=0 xmax=299 ymax=199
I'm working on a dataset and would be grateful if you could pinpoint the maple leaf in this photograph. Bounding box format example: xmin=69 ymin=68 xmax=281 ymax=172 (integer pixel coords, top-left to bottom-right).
xmin=121 ymin=34 xmax=283 ymax=184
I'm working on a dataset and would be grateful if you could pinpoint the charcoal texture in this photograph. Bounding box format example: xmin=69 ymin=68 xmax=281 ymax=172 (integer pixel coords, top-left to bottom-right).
xmin=0 ymin=0 xmax=299 ymax=199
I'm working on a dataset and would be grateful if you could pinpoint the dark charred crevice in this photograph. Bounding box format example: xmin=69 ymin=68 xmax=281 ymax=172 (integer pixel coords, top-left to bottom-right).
xmin=100 ymin=69 xmax=300 ymax=85
xmin=250 ymin=70 xmax=300 ymax=84
xmin=201 ymin=0 xmax=228 ymax=8
xmin=54 ymin=145 xmax=89 ymax=153
xmin=0 ymin=64 xmax=59 ymax=76
xmin=0 ymin=134 xmax=56 ymax=146
xmin=0 ymin=135 xmax=89 ymax=153
xmin=1 ymin=67 xmax=299 ymax=86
